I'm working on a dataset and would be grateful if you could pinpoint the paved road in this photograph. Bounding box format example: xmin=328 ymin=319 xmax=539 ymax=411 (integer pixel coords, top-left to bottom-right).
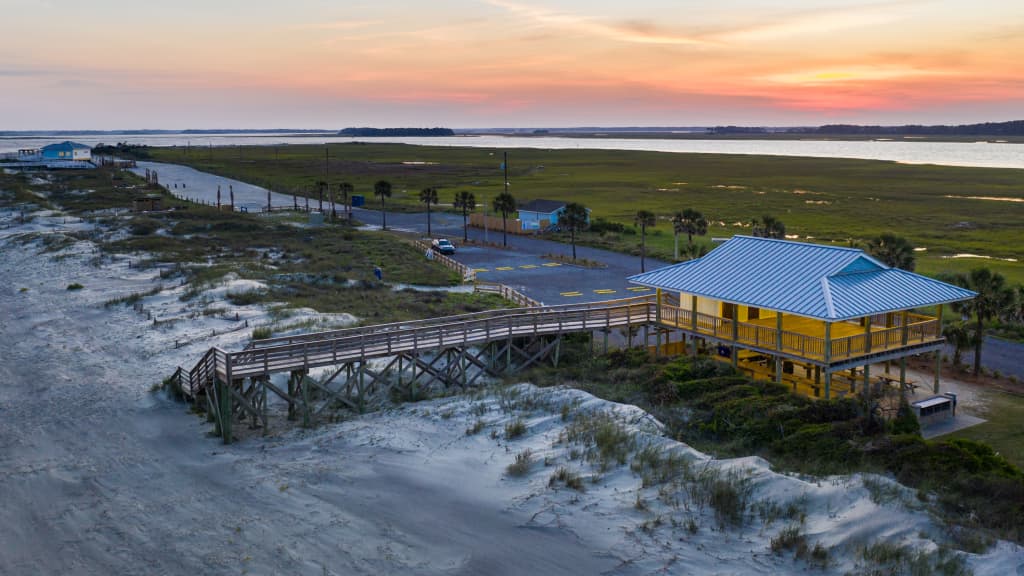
xmin=945 ymin=336 xmax=1024 ymax=380
xmin=134 ymin=161 xmax=667 ymax=306
xmin=133 ymin=161 xmax=1024 ymax=373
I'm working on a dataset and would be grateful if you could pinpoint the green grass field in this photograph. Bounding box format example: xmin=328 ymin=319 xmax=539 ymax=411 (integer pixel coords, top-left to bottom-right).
xmin=950 ymin=391 xmax=1024 ymax=470
xmin=151 ymin=143 xmax=1024 ymax=284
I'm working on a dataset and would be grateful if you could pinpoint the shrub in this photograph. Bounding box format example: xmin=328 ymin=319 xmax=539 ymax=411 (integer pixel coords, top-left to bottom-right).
xmin=505 ymin=418 xmax=527 ymax=439
xmin=227 ymin=290 xmax=267 ymax=306
xmin=66 ymin=282 xmax=84 ymax=290
xmin=549 ymin=467 xmax=585 ymax=492
xmin=507 ymin=449 xmax=533 ymax=477
xmin=251 ymin=326 xmax=272 ymax=340
xmin=129 ymin=217 xmax=162 ymax=236
xmin=890 ymin=396 xmax=921 ymax=435
xmin=465 ymin=419 xmax=486 ymax=436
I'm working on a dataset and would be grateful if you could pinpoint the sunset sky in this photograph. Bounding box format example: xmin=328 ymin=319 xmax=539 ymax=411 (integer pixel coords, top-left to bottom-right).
xmin=2 ymin=0 xmax=1022 ymax=129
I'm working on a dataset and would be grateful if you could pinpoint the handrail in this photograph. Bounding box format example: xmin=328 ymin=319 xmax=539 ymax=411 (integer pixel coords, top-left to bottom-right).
xmin=473 ymin=281 xmax=541 ymax=308
xmin=246 ymin=295 xmax=653 ymax=350
xmin=412 ymin=239 xmax=475 ymax=281
xmin=177 ymin=296 xmax=655 ymax=396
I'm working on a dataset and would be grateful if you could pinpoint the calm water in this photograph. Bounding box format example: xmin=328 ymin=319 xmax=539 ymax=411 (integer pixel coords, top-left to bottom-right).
xmin=2 ymin=132 xmax=1022 ymax=169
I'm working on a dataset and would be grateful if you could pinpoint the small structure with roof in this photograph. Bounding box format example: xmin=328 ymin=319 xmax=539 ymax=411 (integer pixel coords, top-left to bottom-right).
xmin=629 ymin=236 xmax=976 ymax=399
xmin=41 ymin=141 xmax=92 ymax=162
xmin=517 ymin=199 xmax=589 ymax=231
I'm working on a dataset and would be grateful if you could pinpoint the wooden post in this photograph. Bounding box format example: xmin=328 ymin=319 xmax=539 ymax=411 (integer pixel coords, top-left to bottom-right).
xmin=261 ymin=376 xmax=268 ymax=435
xmin=218 ymin=377 xmax=232 ymax=444
xmin=656 ymin=289 xmax=663 ymax=355
xmin=775 ymin=313 xmax=783 ymax=384
xmin=823 ymin=322 xmax=832 ymax=399
xmin=900 ymin=357 xmax=907 ymax=397
xmin=730 ymin=310 xmax=738 ymax=367
xmin=864 ymin=315 xmax=872 ymax=353
xmin=863 ymin=363 xmax=870 ymax=397
xmin=691 ymin=295 xmax=699 ymax=357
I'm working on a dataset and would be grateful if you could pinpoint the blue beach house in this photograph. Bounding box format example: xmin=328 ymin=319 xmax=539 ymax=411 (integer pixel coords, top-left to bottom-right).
xmin=41 ymin=141 xmax=92 ymax=162
xmin=517 ymin=199 xmax=589 ymax=231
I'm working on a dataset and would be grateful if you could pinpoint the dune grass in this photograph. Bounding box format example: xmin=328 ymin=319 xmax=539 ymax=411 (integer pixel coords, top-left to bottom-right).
xmin=150 ymin=142 xmax=1024 ymax=283
xmin=0 ymin=167 xmax=507 ymax=323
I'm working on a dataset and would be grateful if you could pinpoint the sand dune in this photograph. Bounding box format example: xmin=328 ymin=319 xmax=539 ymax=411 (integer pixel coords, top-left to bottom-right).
xmin=1 ymin=207 xmax=1021 ymax=575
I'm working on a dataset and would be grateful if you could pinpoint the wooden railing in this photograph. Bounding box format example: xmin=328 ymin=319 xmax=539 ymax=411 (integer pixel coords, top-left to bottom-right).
xmin=659 ymin=304 xmax=941 ymax=362
xmin=412 ymin=239 xmax=476 ymax=281
xmin=179 ymin=298 xmax=942 ymax=400
xmin=180 ymin=296 xmax=656 ymax=397
xmin=474 ymin=281 xmax=541 ymax=308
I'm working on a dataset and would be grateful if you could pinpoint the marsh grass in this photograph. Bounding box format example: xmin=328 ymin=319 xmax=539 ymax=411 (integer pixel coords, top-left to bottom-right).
xmin=151 ymin=142 xmax=1024 ymax=283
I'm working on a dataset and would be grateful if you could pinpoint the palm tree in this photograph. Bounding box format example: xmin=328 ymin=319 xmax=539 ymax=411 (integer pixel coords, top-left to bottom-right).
xmin=867 ymin=234 xmax=916 ymax=271
xmin=942 ymin=321 xmax=972 ymax=368
xmin=671 ymin=208 xmax=708 ymax=260
xmin=558 ymin=202 xmax=589 ymax=261
xmin=339 ymin=182 xmax=354 ymax=221
xmin=453 ymin=191 xmax=476 ymax=242
xmin=635 ymin=210 xmax=656 ymax=272
xmin=419 ymin=187 xmax=439 ymax=237
xmin=752 ymin=215 xmax=786 ymax=239
xmin=493 ymin=192 xmax=516 ymax=247
xmin=947 ymin=267 xmax=1015 ymax=375
xmin=680 ymin=241 xmax=710 ymax=261
xmin=374 ymin=180 xmax=392 ymax=230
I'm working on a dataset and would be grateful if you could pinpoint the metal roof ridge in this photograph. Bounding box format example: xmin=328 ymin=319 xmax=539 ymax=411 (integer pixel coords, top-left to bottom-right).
xmin=731 ymin=235 xmax=865 ymax=253
xmin=820 ymin=277 xmax=837 ymax=319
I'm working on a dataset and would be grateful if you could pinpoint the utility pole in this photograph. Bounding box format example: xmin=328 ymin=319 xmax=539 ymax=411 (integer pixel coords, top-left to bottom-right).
xmin=503 ymin=151 xmax=508 ymax=195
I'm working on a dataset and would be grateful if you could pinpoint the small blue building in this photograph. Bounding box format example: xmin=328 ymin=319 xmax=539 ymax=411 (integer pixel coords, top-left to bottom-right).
xmin=41 ymin=141 xmax=92 ymax=162
xmin=517 ymin=199 xmax=589 ymax=231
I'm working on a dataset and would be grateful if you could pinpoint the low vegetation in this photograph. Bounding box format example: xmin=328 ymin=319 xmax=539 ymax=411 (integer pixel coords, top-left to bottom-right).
xmin=149 ymin=142 xmax=1024 ymax=283
xmin=0 ymin=167 xmax=507 ymax=324
xmin=516 ymin=345 xmax=1024 ymax=546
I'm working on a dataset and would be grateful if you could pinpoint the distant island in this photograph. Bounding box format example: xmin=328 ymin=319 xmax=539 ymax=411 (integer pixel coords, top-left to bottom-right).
xmin=706 ymin=120 xmax=1024 ymax=136
xmin=338 ymin=127 xmax=455 ymax=137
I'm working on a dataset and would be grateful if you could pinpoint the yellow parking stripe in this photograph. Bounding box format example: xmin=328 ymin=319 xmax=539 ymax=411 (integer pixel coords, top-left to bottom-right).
xmin=626 ymin=287 xmax=650 ymax=292
xmin=594 ymin=289 xmax=617 ymax=294
xmin=560 ymin=291 xmax=583 ymax=297
xmin=473 ymin=268 xmax=489 ymax=273
xmin=495 ymin=266 xmax=515 ymax=271
xmin=519 ymin=264 xmax=538 ymax=269
xmin=542 ymin=262 xmax=562 ymax=267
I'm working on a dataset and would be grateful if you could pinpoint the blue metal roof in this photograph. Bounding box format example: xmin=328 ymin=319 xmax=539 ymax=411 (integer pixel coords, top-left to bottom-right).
xmin=41 ymin=141 xmax=91 ymax=151
xmin=628 ymin=236 xmax=975 ymax=320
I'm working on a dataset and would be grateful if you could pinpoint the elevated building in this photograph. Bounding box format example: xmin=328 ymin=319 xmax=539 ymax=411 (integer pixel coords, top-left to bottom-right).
xmin=41 ymin=141 xmax=92 ymax=162
xmin=630 ymin=236 xmax=975 ymax=399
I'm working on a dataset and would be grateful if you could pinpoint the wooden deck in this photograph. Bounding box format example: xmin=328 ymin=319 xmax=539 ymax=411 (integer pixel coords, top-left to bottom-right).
xmin=657 ymin=305 xmax=941 ymax=363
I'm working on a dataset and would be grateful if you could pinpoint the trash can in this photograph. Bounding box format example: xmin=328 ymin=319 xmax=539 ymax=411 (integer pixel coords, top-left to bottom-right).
xmin=351 ymin=195 xmax=365 ymax=207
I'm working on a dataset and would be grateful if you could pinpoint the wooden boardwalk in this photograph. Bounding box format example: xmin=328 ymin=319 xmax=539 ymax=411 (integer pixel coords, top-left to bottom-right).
xmin=174 ymin=294 xmax=946 ymax=443
xmin=173 ymin=296 xmax=657 ymax=442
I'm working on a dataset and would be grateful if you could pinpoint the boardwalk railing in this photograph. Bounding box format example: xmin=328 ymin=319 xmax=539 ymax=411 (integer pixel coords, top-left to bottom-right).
xmin=659 ymin=304 xmax=941 ymax=362
xmin=412 ymin=239 xmax=476 ymax=281
xmin=473 ymin=281 xmax=541 ymax=308
xmin=177 ymin=296 xmax=656 ymax=398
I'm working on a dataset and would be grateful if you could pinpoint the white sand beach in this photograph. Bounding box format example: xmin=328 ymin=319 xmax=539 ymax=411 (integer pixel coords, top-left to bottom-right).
xmin=1 ymin=207 xmax=1022 ymax=575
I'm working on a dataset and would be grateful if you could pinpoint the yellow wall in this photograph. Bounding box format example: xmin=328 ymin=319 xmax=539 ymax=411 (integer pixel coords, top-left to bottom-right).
xmin=678 ymin=292 xmax=778 ymax=322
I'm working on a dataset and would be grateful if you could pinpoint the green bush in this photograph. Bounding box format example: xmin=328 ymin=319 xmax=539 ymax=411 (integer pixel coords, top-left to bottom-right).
xmin=129 ymin=217 xmax=162 ymax=236
xmin=891 ymin=396 xmax=921 ymax=435
xmin=66 ymin=282 xmax=84 ymax=290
